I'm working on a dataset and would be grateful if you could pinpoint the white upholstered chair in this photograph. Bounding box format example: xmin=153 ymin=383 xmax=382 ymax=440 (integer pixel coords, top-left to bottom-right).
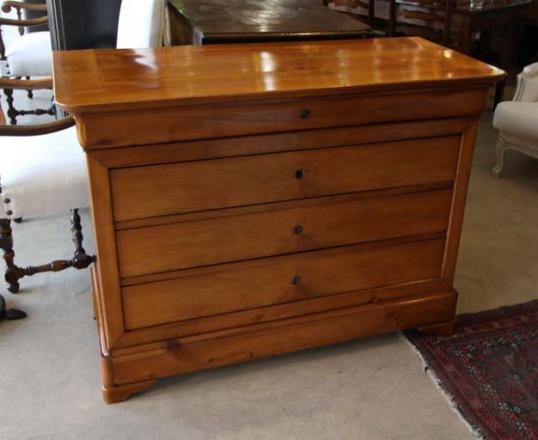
xmin=0 ymin=0 xmax=169 ymax=320
xmin=116 ymin=0 xmax=170 ymax=49
xmin=493 ymin=63 xmax=538 ymax=177
xmin=0 ymin=0 xmax=170 ymax=126
xmin=0 ymin=1 xmax=54 ymax=125
xmin=0 ymin=98 xmax=94 ymax=320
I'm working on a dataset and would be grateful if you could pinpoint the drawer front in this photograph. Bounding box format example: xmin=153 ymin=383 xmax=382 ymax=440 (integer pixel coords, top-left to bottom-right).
xmin=79 ymin=88 xmax=487 ymax=149
xmin=111 ymin=136 xmax=460 ymax=221
xmin=117 ymin=189 xmax=453 ymax=278
xmin=122 ymin=238 xmax=445 ymax=330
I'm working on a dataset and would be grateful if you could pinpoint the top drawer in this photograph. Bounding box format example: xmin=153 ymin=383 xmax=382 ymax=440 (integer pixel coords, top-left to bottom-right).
xmin=78 ymin=88 xmax=487 ymax=149
xmin=111 ymin=136 xmax=460 ymax=222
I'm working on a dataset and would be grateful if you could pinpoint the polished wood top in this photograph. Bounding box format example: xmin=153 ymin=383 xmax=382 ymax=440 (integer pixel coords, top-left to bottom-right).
xmin=53 ymin=37 xmax=505 ymax=114
xmin=169 ymin=0 xmax=370 ymax=42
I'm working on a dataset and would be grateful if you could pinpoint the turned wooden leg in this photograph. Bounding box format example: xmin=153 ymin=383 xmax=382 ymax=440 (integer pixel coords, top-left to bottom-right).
xmin=13 ymin=209 xmax=95 ymax=278
xmin=3 ymin=88 xmax=17 ymax=125
xmin=2 ymin=88 xmax=56 ymax=124
xmin=417 ymin=320 xmax=455 ymax=337
xmin=50 ymin=100 xmax=57 ymax=119
xmin=70 ymin=209 xmax=96 ymax=270
xmin=25 ymin=77 xmax=33 ymax=99
xmin=494 ymin=78 xmax=506 ymax=109
xmin=0 ymin=211 xmax=95 ymax=293
xmin=0 ymin=218 xmax=24 ymax=293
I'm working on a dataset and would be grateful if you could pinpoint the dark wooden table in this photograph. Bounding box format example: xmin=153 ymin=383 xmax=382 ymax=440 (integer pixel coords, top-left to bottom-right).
xmin=449 ymin=0 xmax=531 ymax=67
xmin=168 ymin=0 xmax=372 ymax=45
xmin=414 ymin=0 xmax=531 ymax=103
xmin=347 ymin=0 xmax=531 ymax=64
xmin=334 ymin=0 xmax=530 ymax=103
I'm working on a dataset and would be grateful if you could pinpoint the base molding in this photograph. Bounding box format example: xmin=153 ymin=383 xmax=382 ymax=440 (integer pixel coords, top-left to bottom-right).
xmin=98 ymin=289 xmax=457 ymax=402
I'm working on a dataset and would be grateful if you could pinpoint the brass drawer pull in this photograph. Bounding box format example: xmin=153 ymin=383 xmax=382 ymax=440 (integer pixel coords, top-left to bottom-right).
xmin=300 ymin=108 xmax=311 ymax=119
xmin=294 ymin=225 xmax=304 ymax=235
xmin=292 ymin=276 xmax=302 ymax=285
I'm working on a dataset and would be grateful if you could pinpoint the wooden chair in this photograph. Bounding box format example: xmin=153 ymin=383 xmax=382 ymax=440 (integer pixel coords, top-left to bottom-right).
xmin=0 ymin=0 xmax=169 ymax=320
xmin=324 ymin=0 xmax=376 ymax=27
xmin=396 ymin=0 xmax=455 ymax=47
xmin=324 ymin=0 xmax=397 ymax=35
xmin=0 ymin=91 xmax=23 ymax=321
xmin=397 ymin=1 xmax=508 ymax=106
xmin=0 ymin=86 xmax=94 ymax=319
xmin=0 ymin=0 xmax=54 ymax=124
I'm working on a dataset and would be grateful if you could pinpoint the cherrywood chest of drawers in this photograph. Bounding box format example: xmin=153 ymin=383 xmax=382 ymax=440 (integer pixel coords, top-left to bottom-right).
xmin=53 ymin=37 xmax=504 ymax=403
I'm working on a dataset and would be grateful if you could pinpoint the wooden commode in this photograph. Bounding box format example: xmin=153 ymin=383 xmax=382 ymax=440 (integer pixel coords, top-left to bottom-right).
xmin=52 ymin=37 xmax=504 ymax=403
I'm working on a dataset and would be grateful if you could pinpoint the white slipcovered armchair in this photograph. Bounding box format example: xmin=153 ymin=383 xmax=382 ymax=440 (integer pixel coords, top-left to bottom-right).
xmin=0 ymin=0 xmax=170 ymax=321
xmin=0 ymin=1 xmax=54 ymax=125
xmin=0 ymin=107 xmax=93 ymax=321
xmin=0 ymin=0 xmax=170 ymax=126
xmin=493 ymin=63 xmax=538 ymax=176
xmin=1 ymin=1 xmax=52 ymax=77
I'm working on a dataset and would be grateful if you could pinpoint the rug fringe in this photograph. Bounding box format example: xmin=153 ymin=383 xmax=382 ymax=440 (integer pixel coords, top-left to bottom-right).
xmin=398 ymin=332 xmax=488 ymax=440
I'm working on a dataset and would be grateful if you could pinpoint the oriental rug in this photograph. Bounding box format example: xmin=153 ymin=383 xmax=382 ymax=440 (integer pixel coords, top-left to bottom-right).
xmin=405 ymin=300 xmax=538 ymax=440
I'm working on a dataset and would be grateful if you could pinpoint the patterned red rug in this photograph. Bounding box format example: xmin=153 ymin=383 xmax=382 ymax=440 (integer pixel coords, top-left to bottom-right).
xmin=405 ymin=301 xmax=538 ymax=440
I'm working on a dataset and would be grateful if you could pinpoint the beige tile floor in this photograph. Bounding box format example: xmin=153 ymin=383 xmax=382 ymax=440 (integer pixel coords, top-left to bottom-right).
xmin=455 ymin=113 xmax=538 ymax=314
xmin=0 ymin=99 xmax=536 ymax=439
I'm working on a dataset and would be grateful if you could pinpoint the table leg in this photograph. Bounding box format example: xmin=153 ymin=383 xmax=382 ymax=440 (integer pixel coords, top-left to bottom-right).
xmin=388 ymin=0 xmax=396 ymax=36
xmin=494 ymin=77 xmax=507 ymax=108
xmin=499 ymin=18 xmax=520 ymax=68
xmin=477 ymin=29 xmax=492 ymax=60
xmin=495 ymin=15 xmax=522 ymax=107
xmin=457 ymin=20 xmax=473 ymax=55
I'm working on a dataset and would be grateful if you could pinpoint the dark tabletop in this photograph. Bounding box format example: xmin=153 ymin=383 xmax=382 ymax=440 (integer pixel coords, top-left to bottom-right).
xmin=168 ymin=0 xmax=371 ymax=43
xmin=453 ymin=0 xmax=531 ymax=13
xmin=395 ymin=0 xmax=531 ymax=14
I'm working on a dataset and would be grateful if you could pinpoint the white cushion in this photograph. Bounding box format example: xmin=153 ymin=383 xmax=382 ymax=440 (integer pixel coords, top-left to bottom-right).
xmin=6 ymin=31 xmax=52 ymax=77
xmin=116 ymin=0 xmax=169 ymax=49
xmin=0 ymin=126 xmax=89 ymax=219
xmin=493 ymin=101 xmax=538 ymax=142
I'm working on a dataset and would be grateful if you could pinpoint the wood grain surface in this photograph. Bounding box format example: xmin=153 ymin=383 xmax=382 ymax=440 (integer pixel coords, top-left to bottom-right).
xmin=53 ymin=37 xmax=501 ymax=402
xmin=110 ymin=136 xmax=460 ymax=221
xmin=53 ymin=37 xmax=504 ymax=113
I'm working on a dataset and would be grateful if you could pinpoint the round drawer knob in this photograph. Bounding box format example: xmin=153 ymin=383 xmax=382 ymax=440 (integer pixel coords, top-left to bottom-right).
xmin=295 ymin=169 xmax=305 ymax=180
xmin=294 ymin=225 xmax=304 ymax=235
xmin=300 ymin=108 xmax=311 ymax=119
xmin=292 ymin=276 xmax=302 ymax=285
